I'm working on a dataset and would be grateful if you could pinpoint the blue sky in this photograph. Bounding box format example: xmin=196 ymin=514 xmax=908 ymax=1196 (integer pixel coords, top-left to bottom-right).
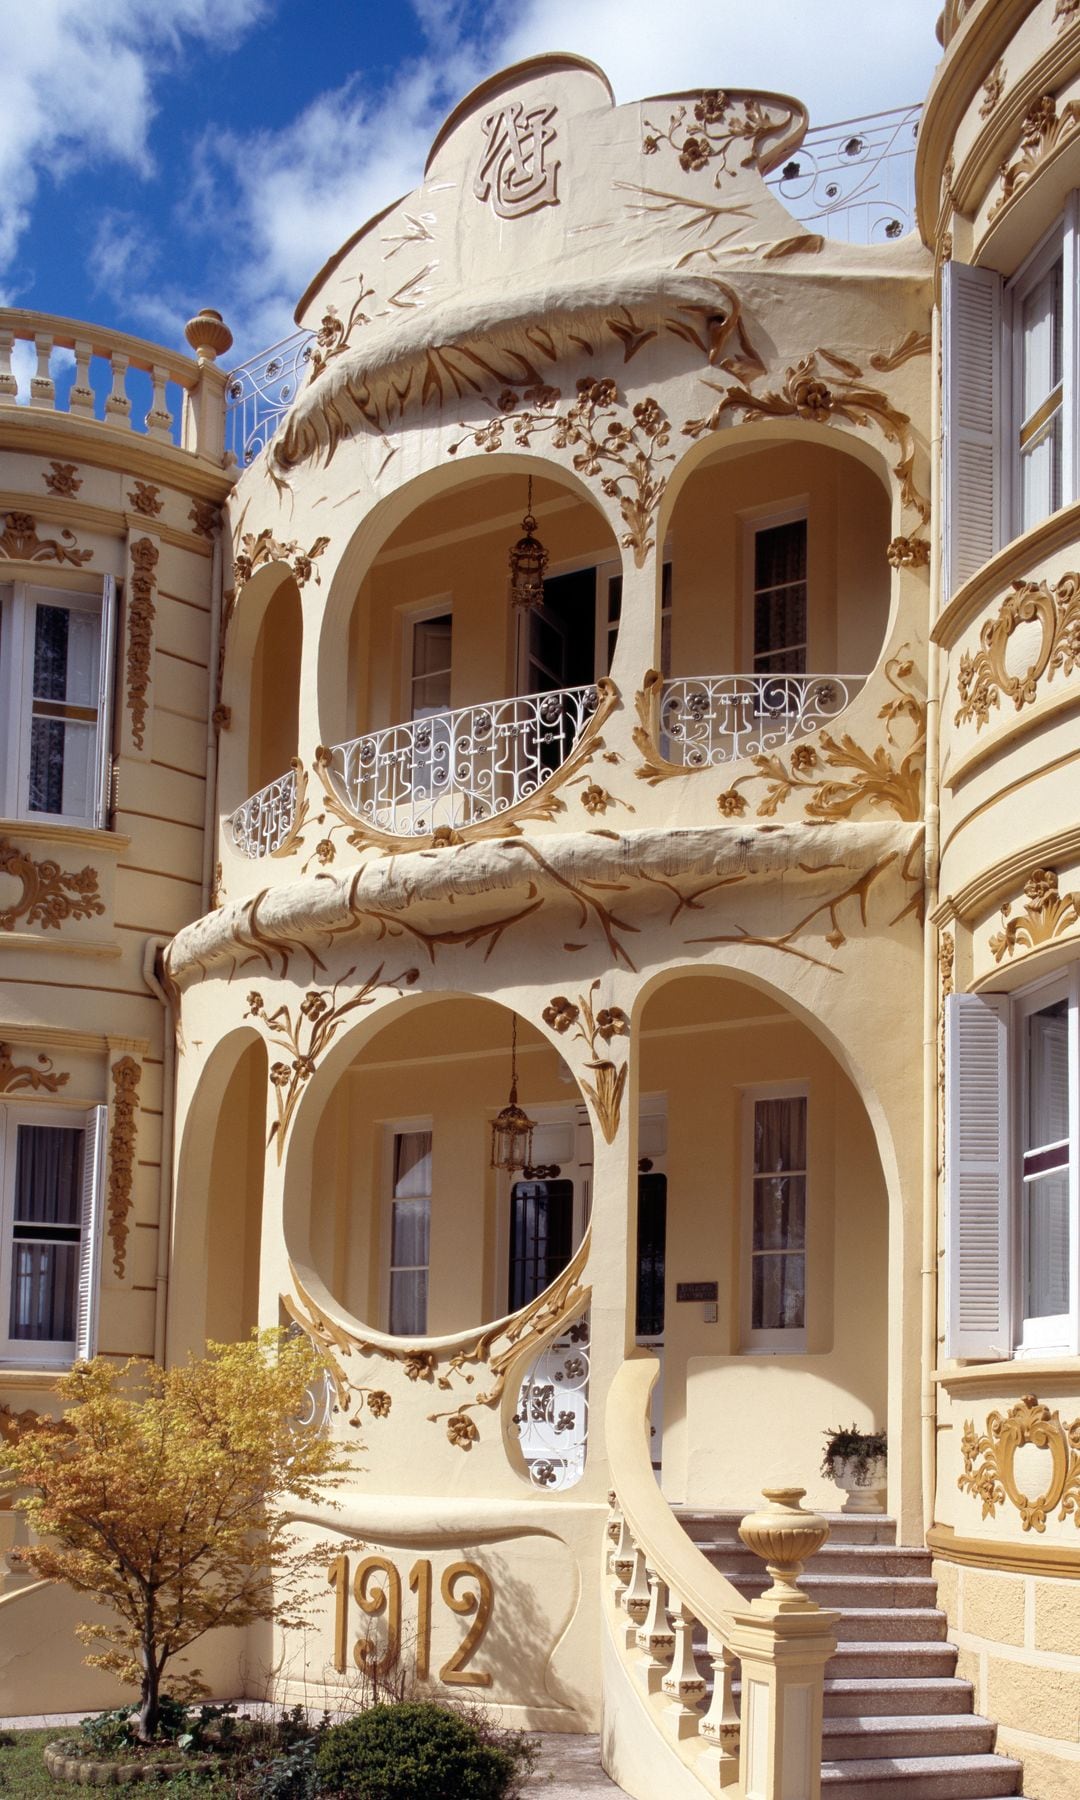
xmin=3 ymin=0 xmax=942 ymax=365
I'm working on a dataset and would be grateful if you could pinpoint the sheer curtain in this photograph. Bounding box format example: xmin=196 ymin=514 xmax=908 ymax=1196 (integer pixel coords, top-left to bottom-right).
xmin=10 ymin=1123 xmax=83 ymax=1342
xmin=751 ymin=1097 xmax=807 ymax=1333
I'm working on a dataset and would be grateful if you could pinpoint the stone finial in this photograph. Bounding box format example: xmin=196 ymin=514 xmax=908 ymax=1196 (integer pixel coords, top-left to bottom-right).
xmin=737 ymin=1486 xmax=830 ymax=1610
xmin=184 ymin=308 xmax=234 ymax=364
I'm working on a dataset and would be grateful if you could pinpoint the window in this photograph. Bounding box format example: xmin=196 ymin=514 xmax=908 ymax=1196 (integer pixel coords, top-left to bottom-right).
xmin=635 ymin=1171 xmax=667 ymax=1339
xmin=0 ymin=1104 xmax=106 ymax=1364
xmin=507 ymin=1178 xmax=574 ymax=1311
xmin=0 ymin=580 xmax=117 ymax=826
xmin=752 ymin=518 xmax=807 ymax=675
xmin=945 ymin=969 xmax=1080 ymax=1359
xmin=942 ymin=202 xmax=1080 ymax=596
xmin=743 ymin=1086 xmax=808 ymax=1349
xmin=598 ymin=558 xmax=672 ymax=676
xmin=408 ymin=611 xmax=452 ymax=721
xmin=386 ymin=1127 xmax=431 ymax=1336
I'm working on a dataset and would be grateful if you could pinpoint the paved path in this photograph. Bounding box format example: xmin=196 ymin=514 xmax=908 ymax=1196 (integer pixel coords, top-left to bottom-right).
xmin=524 ymin=1733 xmax=633 ymax=1795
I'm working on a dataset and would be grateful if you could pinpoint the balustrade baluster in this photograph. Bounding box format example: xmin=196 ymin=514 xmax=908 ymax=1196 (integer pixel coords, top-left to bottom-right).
xmin=635 ymin=1569 xmax=674 ymax=1693
xmin=70 ymin=341 xmax=95 ymax=416
xmin=660 ymin=1591 xmax=707 ymax=1739
xmin=0 ymin=331 xmax=17 ymax=404
xmin=105 ymin=351 xmax=132 ymax=425
xmin=622 ymin=1544 xmax=651 ymax=1651
xmin=145 ymin=365 xmax=174 ymax=440
xmin=699 ymin=1635 xmax=741 ymax=1789
xmin=30 ymin=333 xmax=54 ymax=409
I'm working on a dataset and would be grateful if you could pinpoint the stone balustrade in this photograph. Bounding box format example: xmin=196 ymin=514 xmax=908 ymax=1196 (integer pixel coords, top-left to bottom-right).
xmin=604 ymin=1357 xmax=837 ymax=1799
xmin=0 ymin=306 xmax=232 ymax=464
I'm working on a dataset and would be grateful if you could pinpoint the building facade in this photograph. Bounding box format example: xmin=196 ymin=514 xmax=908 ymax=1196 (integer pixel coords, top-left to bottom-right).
xmin=0 ymin=5 xmax=1079 ymax=1796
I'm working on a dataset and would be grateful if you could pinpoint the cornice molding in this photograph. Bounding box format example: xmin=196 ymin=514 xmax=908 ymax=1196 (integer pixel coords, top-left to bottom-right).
xmin=933 ymin=498 xmax=1080 ymax=647
xmin=935 ymin=821 xmax=1080 ymax=922
xmin=956 ymin=34 xmax=1080 ymax=222
xmin=0 ymin=819 xmax=129 ymax=855
xmin=928 ymin=1521 xmax=1080 ymax=1578
xmin=945 ymin=678 xmax=1080 ymax=788
xmin=0 ymin=490 xmax=212 ymax=561
xmin=0 ymin=409 xmax=235 ymax=502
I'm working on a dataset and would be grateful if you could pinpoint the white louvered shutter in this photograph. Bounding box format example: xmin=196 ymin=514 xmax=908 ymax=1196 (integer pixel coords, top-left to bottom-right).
xmin=74 ymin=1104 xmax=108 ymax=1360
xmin=945 ymin=993 xmax=1011 ymax=1358
xmin=93 ymin=575 xmax=118 ymax=830
xmin=942 ymin=261 xmax=1002 ymax=600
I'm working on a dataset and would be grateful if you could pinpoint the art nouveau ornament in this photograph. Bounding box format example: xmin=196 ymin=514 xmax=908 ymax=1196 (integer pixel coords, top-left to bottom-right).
xmin=474 ymin=99 xmax=559 ymax=218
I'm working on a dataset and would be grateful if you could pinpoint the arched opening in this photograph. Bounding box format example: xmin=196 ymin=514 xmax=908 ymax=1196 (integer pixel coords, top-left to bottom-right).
xmin=170 ymin=1032 xmax=267 ymax=1362
xmin=320 ymin=462 xmax=619 ymax=837
xmin=297 ymin=994 xmax=595 ymax=1339
xmin=637 ymin=970 xmax=888 ymax=1511
xmin=657 ymin=430 xmax=893 ymax=769
xmin=248 ymin=575 xmax=302 ymax=797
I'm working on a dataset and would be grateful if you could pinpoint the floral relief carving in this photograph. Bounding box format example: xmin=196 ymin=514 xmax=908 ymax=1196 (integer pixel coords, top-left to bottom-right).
xmin=188 ymin=499 xmax=221 ymax=540
xmin=283 ymin=1240 xmax=589 ymax=1450
xmin=683 ymin=347 xmax=929 ymax=530
xmin=126 ymin=481 xmax=162 ymax=518
xmin=0 ymin=837 xmax=105 ymax=932
xmin=308 ymin=274 xmax=376 ymax=383
xmin=991 ymin=94 xmax=1080 ymax=222
xmin=233 ymin=527 xmax=330 ymax=591
xmin=450 ymin=377 xmax=673 ymax=568
xmin=989 ymin=867 xmax=1080 ymax=964
xmin=955 ymin=574 xmax=1080 ymax=731
xmin=980 ymin=61 xmax=1006 ymax=119
xmin=634 ymin=653 xmax=926 ymax=825
xmin=543 ymin=979 xmax=629 ymax=1144
xmin=959 ymin=1396 xmax=1080 ymax=1532
xmin=0 ymin=1043 xmax=70 ymax=1095
xmin=1055 ymin=0 xmax=1080 ymax=28
xmin=245 ymin=964 xmax=420 ymax=1160
xmin=641 ymin=89 xmax=808 ymax=182
xmin=106 ymin=1055 xmax=141 ymax=1280
xmin=0 ymin=511 xmax=91 ymax=567
xmin=125 ymin=536 xmax=159 ymax=753
xmin=869 ymin=331 xmax=933 ymax=373
xmin=887 ymin=536 xmax=931 ymax=569
xmin=42 ymin=461 xmax=82 ymax=497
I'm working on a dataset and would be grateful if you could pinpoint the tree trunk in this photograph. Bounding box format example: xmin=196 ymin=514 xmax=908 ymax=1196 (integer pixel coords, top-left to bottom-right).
xmin=137 ymin=1597 xmax=160 ymax=1742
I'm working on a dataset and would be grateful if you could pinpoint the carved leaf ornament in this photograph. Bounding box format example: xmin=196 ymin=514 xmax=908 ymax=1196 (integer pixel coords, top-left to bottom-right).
xmin=959 ymin=1395 xmax=1080 ymax=1532
xmin=990 ymin=867 xmax=1080 ymax=964
xmin=955 ymin=573 xmax=1080 ymax=731
xmin=0 ymin=837 xmax=105 ymax=932
xmin=0 ymin=1044 xmax=69 ymax=1095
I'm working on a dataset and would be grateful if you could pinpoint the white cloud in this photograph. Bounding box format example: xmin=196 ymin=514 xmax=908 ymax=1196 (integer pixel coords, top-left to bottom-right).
xmin=0 ymin=0 xmax=268 ymax=282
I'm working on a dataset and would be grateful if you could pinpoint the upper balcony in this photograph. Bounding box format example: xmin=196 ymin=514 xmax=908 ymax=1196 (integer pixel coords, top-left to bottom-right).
xmin=0 ymin=306 xmax=233 ymax=469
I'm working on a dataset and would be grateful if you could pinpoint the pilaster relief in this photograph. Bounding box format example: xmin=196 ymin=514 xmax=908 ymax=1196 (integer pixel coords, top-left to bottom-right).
xmin=989 ymin=866 xmax=1080 ymax=964
xmin=0 ymin=837 xmax=105 ymax=932
xmin=0 ymin=1043 xmax=69 ymax=1095
xmin=990 ymin=94 xmax=1080 ymax=223
xmin=244 ymin=963 xmax=420 ymax=1160
xmin=42 ymin=461 xmax=81 ymax=497
xmin=107 ymin=1054 xmax=141 ymax=1279
xmin=0 ymin=511 xmax=91 ymax=567
xmin=959 ymin=1396 xmax=1080 ymax=1532
xmin=124 ymin=535 xmax=159 ymax=755
xmin=954 ymin=574 xmax=1080 ymax=730
xmin=542 ymin=981 xmax=629 ymax=1143
xmin=233 ymin=527 xmax=329 ymax=591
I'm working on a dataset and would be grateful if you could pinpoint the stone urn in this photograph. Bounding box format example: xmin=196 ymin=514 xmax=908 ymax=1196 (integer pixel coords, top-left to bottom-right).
xmin=827 ymin=1450 xmax=888 ymax=1514
xmin=738 ymin=1485 xmax=831 ymax=1609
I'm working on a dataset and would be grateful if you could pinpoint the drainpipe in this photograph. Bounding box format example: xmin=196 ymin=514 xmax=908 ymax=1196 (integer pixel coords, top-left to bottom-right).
xmin=921 ymin=304 xmax=944 ymax=1538
xmin=201 ymin=524 xmax=224 ymax=913
xmin=143 ymin=937 xmax=175 ymax=1368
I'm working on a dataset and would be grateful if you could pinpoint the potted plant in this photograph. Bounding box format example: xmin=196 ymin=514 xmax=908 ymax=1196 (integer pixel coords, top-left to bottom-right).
xmin=821 ymin=1423 xmax=887 ymax=1513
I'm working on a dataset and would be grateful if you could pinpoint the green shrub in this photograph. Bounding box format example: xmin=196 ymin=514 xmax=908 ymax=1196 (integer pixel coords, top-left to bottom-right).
xmin=315 ymin=1701 xmax=532 ymax=1800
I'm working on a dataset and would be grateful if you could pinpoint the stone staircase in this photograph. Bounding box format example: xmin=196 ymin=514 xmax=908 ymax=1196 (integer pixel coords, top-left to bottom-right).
xmin=674 ymin=1509 xmax=1024 ymax=1800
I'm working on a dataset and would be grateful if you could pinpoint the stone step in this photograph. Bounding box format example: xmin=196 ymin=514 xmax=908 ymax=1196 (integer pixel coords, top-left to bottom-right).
xmin=830 ymin=1608 xmax=948 ymax=1644
xmin=820 ymin=1753 xmax=1022 ymax=1798
xmin=826 ymin=1642 xmax=958 ymax=1681
xmin=819 ymin=1677 xmax=976 ymax=1718
xmin=711 ymin=1571 xmax=939 ymax=1610
xmin=697 ymin=1540 xmax=932 ymax=1578
xmin=821 ymin=1714 xmax=997 ymax=1761
xmin=675 ymin=1509 xmax=900 ymax=1547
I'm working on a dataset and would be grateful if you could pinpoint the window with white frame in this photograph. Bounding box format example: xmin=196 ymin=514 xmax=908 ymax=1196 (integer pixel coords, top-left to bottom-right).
xmin=0 ymin=1103 xmax=106 ymax=1364
xmin=386 ymin=1126 xmax=431 ymax=1336
xmin=0 ymin=579 xmax=117 ymax=827
xmin=743 ymin=1085 xmax=808 ymax=1349
xmin=945 ymin=967 xmax=1080 ymax=1359
xmin=407 ymin=611 xmax=452 ymax=721
xmin=751 ymin=517 xmax=808 ymax=675
xmin=942 ymin=200 xmax=1080 ymax=596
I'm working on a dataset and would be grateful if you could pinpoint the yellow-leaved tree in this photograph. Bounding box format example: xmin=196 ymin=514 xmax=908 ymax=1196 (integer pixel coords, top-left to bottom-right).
xmin=1 ymin=1332 xmax=349 ymax=1742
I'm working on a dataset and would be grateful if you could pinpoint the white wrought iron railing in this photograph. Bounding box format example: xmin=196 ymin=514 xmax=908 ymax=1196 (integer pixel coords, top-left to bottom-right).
xmin=764 ymin=104 xmax=920 ymax=244
xmin=322 ymin=684 xmax=601 ymax=839
xmin=513 ymin=1308 xmax=590 ymax=1492
xmin=228 ymin=764 xmax=298 ymax=858
xmin=225 ymin=329 xmax=314 ymax=466
xmin=659 ymin=673 xmax=866 ymax=767
xmin=0 ymin=310 xmax=224 ymax=460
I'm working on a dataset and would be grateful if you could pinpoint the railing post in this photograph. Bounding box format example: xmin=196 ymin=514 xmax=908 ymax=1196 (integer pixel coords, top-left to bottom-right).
xmin=30 ymin=332 xmax=54 ymax=408
xmin=728 ymin=1487 xmax=837 ymax=1800
xmin=105 ymin=350 xmax=132 ymax=425
xmin=145 ymin=364 xmax=174 ymax=441
xmin=0 ymin=330 xmax=17 ymax=404
xmin=70 ymin=341 xmax=95 ymax=416
xmin=699 ymin=1635 xmax=741 ymax=1788
xmin=184 ymin=309 xmax=233 ymax=464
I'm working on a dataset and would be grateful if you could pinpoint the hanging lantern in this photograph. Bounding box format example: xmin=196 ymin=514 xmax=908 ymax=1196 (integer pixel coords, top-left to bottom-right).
xmin=490 ymin=1015 xmax=536 ymax=1173
xmin=508 ymin=477 xmax=548 ymax=611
